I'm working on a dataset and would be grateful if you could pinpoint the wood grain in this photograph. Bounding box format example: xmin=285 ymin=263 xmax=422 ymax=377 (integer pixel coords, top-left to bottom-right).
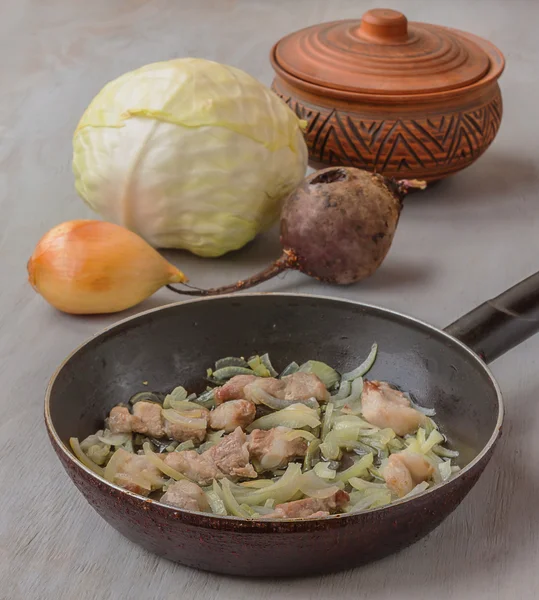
xmin=1 ymin=0 xmax=539 ymax=598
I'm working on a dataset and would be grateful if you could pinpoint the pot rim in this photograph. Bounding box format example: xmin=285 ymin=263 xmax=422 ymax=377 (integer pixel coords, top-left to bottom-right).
xmin=44 ymin=292 xmax=504 ymax=526
xmin=271 ymin=25 xmax=505 ymax=104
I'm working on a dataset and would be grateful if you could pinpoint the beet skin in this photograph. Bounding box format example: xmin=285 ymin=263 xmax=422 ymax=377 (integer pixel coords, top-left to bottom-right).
xmin=281 ymin=167 xmax=403 ymax=284
xmin=167 ymin=167 xmax=424 ymax=297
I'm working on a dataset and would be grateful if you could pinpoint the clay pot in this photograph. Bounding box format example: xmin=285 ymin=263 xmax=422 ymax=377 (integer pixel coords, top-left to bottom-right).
xmin=270 ymin=8 xmax=505 ymax=182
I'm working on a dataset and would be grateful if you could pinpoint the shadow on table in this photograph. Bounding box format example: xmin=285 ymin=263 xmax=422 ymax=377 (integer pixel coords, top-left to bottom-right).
xmin=258 ymin=258 xmax=437 ymax=296
xmin=406 ymin=151 xmax=539 ymax=208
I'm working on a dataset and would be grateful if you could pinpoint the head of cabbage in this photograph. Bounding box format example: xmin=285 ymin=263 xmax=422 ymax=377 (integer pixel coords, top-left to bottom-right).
xmin=72 ymin=58 xmax=308 ymax=257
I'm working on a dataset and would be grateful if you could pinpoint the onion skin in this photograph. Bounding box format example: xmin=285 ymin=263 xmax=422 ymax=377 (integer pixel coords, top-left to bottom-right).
xmin=281 ymin=167 xmax=404 ymax=284
xmin=27 ymin=220 xmax=186 ymax=314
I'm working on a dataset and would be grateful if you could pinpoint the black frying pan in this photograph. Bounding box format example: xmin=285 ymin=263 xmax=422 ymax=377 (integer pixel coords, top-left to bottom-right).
xmin=45 ymin=271 xmax=539 ymax=577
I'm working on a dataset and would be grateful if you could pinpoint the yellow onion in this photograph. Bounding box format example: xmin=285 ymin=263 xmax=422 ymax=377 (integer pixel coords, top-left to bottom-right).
xmin=27 ymin=220 xmax=186 ymax=314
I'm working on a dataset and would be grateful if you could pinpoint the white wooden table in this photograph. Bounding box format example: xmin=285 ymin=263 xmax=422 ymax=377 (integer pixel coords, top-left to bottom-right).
xmin=2 ymin=1 xmax=539 ymax=598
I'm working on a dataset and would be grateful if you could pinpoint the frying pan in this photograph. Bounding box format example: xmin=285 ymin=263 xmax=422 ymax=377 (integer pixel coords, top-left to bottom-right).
xmin=45 ymin=271 xmax=539 ymax=577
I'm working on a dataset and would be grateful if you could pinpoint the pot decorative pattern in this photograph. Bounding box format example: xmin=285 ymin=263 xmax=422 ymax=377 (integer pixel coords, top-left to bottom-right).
xmin=273 ymin=80 xmax=502 ymax=180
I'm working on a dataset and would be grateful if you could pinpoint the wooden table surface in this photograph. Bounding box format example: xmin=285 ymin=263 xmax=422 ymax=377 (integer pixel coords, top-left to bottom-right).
xmin=2 ymin=0 xmax=539 ymax=598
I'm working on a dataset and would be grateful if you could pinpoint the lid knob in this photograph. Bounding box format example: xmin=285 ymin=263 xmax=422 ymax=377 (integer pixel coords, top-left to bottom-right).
xmin=358 ymin=8 xmax=409 ymax=43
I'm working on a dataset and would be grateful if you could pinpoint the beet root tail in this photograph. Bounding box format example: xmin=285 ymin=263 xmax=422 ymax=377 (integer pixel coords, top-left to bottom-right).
xmin=166 ymin=252 xmax=293 ymax=297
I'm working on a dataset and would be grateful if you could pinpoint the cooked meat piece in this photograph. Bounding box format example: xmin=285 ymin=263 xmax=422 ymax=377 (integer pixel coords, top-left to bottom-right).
xmin=108 ymin=406 xmax=133 ymax=434
xmin=216 ymin=372 xmax=329 ymax=408
xmin=265 ymin=490 xmax=349 ymax=519
xmin=382 ymin=455 xmax=413 ymax=497
xmin=131 ymin=401 xmax=165 ymax=438
xmin=108 ymin=402 xmax=208 ymax=443
xmin=243 ymin=377 xmax=285 ymax=401
xmin=361 ymin=381 xmax=427 ymax=436
xmin=280 ymin=372 xmax=330 ymax=403
xmin=163 ymin=427 xmax=256 ymax=485
xmin=248 ymin=427 xmax=308 ymax=470
xmin=161 ymin=480 xmax=209 ymax=512
xmin=111 ymin=448 xmax=164 ymax=496
xmin=383 ymin=451 xmax=434 ymax=497
xmin=215 ymin=375 xmax=258 ymax=404
xmin=164 ymin=451 xmax=222 ymax=486
xmin=208 ymin=399 xmax=256 ymax=432
xmin=399 ymin=452 xmax=435 ymax=482
xmin=244 ymin=372 xmax=329 ymax=404
xmin=163 ymin=408 xmax=209 ymax=443
xmin=206 ymin=427 xmax=257 ymax=479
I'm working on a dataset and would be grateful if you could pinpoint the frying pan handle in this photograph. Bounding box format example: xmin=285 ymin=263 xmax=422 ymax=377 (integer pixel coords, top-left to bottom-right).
xmin=444 ymin=271 xmax=539 ymax=364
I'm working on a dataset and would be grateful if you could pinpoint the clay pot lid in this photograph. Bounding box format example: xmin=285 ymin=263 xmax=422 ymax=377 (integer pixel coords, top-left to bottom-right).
xmin=273 ymin=8 xmax=495 ymax=95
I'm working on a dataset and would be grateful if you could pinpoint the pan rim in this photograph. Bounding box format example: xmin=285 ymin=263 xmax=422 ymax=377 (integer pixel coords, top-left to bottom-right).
xmin=44 ymin=291 xmax=504 ymax=524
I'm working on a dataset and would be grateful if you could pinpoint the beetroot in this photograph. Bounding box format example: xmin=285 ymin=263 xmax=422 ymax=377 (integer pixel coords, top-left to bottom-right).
xmin=169 ymin=167 xmax=425 ymax=296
